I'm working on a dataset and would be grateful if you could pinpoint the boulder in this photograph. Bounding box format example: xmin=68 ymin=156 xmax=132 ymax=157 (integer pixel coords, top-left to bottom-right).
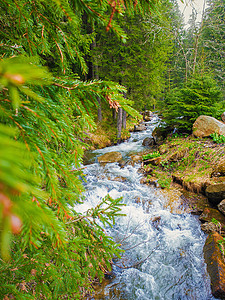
xmin=221 ymin=112 xmax=225 ymax=123
xmin=142 ymin=137 xmax=155 ymax=147
xmin=205 ymin=183 xmax=225 ymax=205
xmin=199 ymin=207 xmax=225 ymax=226
xmin=203 ymin=232 xmax=225 ymax=299
xmin=218 ymin=200 xmax=225 ymax=216
xmin=134 ymin=124 xmax=146 ymax=132
xmin=201 ymin=222 xmax=221 ymax=234
xmin=212 ymin=160 xmax=225 ymax=177
xmin=192 ymin=115 xmax=225 ymax=138
xmin=97 ymin=151 xmax=122 ymax=164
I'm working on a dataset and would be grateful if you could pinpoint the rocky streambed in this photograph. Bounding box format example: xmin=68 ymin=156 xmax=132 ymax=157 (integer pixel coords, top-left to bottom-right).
xmin=80 ymin=114 xmax=225 ymax=299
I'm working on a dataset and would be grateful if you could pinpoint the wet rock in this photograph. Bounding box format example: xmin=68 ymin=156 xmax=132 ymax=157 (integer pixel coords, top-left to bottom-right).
xmin=211 ymin=160 xmax=225 ymax=177
xmin=199 ymin=207 xmax=225 ymax=226
xmin=193 ymin=115 xmax=225 ymax=138
xmin=206 ymin=183 xmax=225 ymax=205
xmin=143 ymin=115 xmax=152 ymax=121
xmin=203 ymin=232 xmax=225 ymax=299
xmin=113 ymin=176 xmax=127 ymax=182
xmin=142 ymin=137 xmax=155 ymax=147
xmin=130 ymin=155 xmax=142 ymax=163
xmin=134 ymin=124 xmax=146 ymax=132
xmin=140 ymin=177 xmax=148 ymax=184
xmin=201 ymin=222 xmax=221 ymax=234
xmin=218 ymin=200 xmax=225 ymax=216
xmin=97 ymin=151 xmax=122 ymax=164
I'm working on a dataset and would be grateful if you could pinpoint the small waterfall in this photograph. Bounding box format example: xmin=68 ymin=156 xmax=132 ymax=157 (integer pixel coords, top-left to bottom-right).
xmin=76 ymin=116 xmax=215 ymax=300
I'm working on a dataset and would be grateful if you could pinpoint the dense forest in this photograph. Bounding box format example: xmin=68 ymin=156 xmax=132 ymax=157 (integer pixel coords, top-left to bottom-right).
xmin=0 ymin=0 xmax=224 ymax=298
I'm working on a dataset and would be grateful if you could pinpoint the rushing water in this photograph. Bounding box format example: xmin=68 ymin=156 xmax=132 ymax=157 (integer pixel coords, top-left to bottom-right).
xmin=77 ymin=116 xmax=215 ymax=300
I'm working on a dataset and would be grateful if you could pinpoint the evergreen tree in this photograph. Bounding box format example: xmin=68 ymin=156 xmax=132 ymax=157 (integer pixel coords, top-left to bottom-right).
xmin=161 ymin=74 xmax=223 ymax=132
xmin=202 ymin=0 xmax=225 ymax=95
xmin=0 ymin=0 xmax=158 ymax=298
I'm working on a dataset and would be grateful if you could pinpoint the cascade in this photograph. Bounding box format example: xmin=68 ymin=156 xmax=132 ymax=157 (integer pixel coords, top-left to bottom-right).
xmin=76 ymin=116 xmax=215 ymax=300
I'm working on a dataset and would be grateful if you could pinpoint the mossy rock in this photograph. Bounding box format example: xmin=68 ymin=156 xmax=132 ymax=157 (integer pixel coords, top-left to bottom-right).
xmin=97 ymin=151 xmax=122 ymax=164
xmin=204 ymin=232 xmax=225 ymax=299
xmin=199 ymin=207 xmax=225 ymax=226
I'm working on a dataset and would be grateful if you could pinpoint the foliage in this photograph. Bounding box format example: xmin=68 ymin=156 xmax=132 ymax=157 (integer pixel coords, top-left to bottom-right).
xmin=142 ymin=151 xmax=161 ymax=160
xmin=210 ymin=133 xmax=225 ymax=144
xmin=161 ymin=74 xmax=223 ymax=132
xmin=91 ymin=0 xmax=174 ymax=111
xmin=0 ymin=0 xmax=158 ymax=298
xmin=202 ymin=0 xmax=225 ymax=96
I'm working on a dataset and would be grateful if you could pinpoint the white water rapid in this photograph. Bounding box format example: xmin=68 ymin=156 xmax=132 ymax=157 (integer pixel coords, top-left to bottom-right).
xmin=78 ymin=116 xmax=216 ymax=300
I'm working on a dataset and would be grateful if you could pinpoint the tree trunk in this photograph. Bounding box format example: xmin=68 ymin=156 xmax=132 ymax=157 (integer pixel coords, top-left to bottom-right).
xmin=122 ymin=109 xmax=126 ymax=129
xmin=117 ymin=107 xmax=123 ymax=140
xmin=112 ymin=108 xmax=117 ymax=120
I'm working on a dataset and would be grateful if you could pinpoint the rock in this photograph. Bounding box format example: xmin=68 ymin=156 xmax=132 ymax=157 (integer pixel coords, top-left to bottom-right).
xmin=203 ymin=232 xmax=225 ymax=299
xmin=142 ymin=137 xmax=155 ymax=147
xmin=144 ymin=165 xmax=153 ymax=175
xmin=143 ymin=157 xmax=161 ymax=166
xmin=218 ymin=200 xmax=225 ymax=216
xmin=201 ymin=222 xmax=221 ymax=234
xmin=97 ymin=151 xmax=122 ymax=164
xmin=199 ymin=207 xmax=225 ymax=226
xmin=205 ymin=183 xmax=225 ymax=205
xmin=140 ymin=177 xmax=148 ymax=184
xmin=130 ymin=155 xmax=142 ymax=163
xmin=222 ymin=112 xmax=225 ymax=123
xmin=113 ymin=176 xmax=127 ymax=182
xmin=143 ymin=115 xmax=151 ymax=121
xmin=192 ymin=115 xmax=225 ymax=138
xmin=144 ymin=110 xmax=153 ymax=117
xmin=212 ymin=160 xmax=225 ymax=177
xmin=134 ymin=124 xmax=146 ymax=132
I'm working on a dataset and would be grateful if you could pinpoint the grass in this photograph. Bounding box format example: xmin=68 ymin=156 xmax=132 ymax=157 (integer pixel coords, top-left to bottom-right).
xmin=143 ymin=135 xmax=225 ymax=190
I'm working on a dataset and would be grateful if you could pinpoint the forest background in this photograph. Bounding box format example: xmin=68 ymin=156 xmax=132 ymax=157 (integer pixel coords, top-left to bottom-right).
xmin=0 ymin=0 xmax=224 ymax=298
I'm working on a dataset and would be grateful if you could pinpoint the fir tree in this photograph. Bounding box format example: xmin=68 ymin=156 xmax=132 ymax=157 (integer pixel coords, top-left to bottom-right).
xmin=0 ymin=0 xmax=158 ymax=298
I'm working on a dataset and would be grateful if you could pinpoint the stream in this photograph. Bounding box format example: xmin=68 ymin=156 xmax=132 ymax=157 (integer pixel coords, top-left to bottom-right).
xmin=77 ymin=116 xmax=215 ymax=300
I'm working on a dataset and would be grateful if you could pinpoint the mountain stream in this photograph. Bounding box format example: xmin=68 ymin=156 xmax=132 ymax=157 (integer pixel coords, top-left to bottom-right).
xmin=77 ymin=116 xmax=215 ymax=300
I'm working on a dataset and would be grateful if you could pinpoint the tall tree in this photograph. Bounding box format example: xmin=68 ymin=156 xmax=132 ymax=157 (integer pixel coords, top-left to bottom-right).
xmin=202 ymin=0 xmax=225 ymax=95
xmin=0 ymin=0 xmax=158 ymax=298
